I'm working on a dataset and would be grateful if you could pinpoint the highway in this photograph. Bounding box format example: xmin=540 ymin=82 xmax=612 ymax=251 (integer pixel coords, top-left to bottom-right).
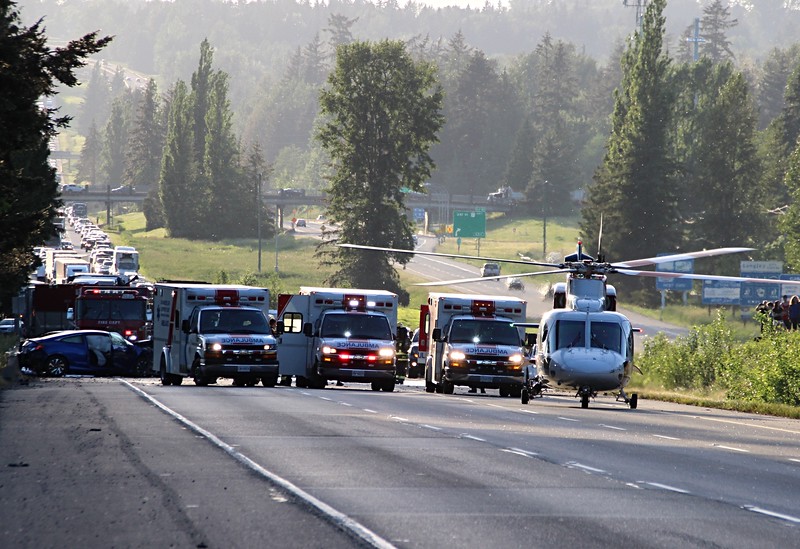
xmin=2 ymin=377 xmax=798 ymax=548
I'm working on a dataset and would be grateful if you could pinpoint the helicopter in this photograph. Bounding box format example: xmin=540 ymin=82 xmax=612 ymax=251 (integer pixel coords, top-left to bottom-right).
xmin=339 ymin=240 xmax=785 ymax=409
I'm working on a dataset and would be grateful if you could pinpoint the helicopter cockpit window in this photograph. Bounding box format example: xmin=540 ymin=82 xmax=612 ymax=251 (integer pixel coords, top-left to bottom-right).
xmin=556 ymin=320 xmax=585 ymax=349
xmin=589 ymin=321 xmax=622 ymax=353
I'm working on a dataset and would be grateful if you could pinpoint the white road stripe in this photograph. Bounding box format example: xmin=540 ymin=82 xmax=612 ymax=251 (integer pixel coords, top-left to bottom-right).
xmin=599 ymin=424 xmax=626 ymax=431
xmin=714 ymin=444 xmax=750 ymax=453
xmin=558 ymin=416 xmax=580 ymax=422
xmin=421 ymin=424 xmax=442 ymax=431
xmin=566 ymin=462 xmax=607 ymax=474
xmin=744 ymin=506 xmax=800 ymax=524
xmin=643 ymin=482 xmax=690 ymax=494
xmin=120 ymin=380 xmax=396 ymax=549
xmin=653 ymin=434 xmax=681 ymax=440
xmin=460 ymin=434 xmax=486 ymax=442
xmin=517 ymin=408 xmax=538 ymax=415
xmin=363 ymin=409 xmax=378 ymax=414
xmin=502 ymin=447 xmax=538 ymax=458
xmin=391 ymin=416 xmax=409 ymax=422
xmin=339 ymin=402 xmax=353 ymax=407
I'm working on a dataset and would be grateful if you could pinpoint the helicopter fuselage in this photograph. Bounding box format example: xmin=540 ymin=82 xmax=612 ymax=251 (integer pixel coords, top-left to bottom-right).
xmin=533 ymin=308 xmax=635 ymax=393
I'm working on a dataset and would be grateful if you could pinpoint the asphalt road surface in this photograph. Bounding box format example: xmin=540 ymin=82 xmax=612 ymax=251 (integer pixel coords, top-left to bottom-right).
xmin=2 ymin=377 xmax=798 ymax=548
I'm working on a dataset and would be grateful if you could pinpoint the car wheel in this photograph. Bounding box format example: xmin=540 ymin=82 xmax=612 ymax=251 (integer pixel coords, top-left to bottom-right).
xmin=192 ymin=360 xmax=208 ymax=386
xmin=135 ymin=354 xmax=152 ymax=378
xmin=46 ymin=355 xmax=69 ymax=377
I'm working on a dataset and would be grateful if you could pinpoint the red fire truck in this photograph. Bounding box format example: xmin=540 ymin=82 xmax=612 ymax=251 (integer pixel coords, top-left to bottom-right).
xmin=69 ymin=286 xmax=152 ymax=341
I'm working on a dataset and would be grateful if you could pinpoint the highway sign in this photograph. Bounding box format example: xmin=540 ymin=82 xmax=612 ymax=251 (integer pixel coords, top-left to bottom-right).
xmin=740 ymin=261 xmax=782 ymax=306
xmin=656 ymin=255 xmax=694 ymax=291
xmin=453 ymin=210 xmax=486 ymax=238
xmin=413 ymin=208 xmax=425 ymax=221
xmin=702 ymin=280 xmax=741 ymax=305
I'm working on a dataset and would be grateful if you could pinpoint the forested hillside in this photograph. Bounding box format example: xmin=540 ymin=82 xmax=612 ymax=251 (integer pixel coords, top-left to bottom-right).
xmin=15 ymin=0 xmax=800 ymax=304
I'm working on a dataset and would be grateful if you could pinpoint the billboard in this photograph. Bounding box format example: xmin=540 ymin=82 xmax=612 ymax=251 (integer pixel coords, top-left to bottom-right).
xmin=740 ymin=261 xmax=782 ymax=306
xmin=656 ymin=255 xmax=694 ymax=291
xmin=702 ymin=280 xmax=741 ymax=305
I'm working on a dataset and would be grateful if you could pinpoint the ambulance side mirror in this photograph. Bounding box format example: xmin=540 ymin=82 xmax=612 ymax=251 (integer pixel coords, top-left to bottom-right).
xmin=303 ymin=322 xmax=313 ymax=337
xmin=432 ymin=328 xmax=443 ymax=342
xmin=525 ymin=333 xmax=537 ymax=346
xmin=276 ymin=320 xmax=285 ymax=335
xmin=181 ymin=319 xmax=190 ymax=333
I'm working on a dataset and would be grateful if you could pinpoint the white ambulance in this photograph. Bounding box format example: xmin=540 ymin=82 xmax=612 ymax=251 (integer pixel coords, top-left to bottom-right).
xmin=277 ymin=287 xmax=398 ymax=391
xmin=152 ymin=283 xmax=278 ymax=387
xmin=420 ymin=293 xmax=528 ymax=396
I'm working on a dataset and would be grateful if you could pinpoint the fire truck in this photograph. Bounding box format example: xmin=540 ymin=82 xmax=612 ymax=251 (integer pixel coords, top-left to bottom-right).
xmin=277 ymin=287 xmax=398 ymax=391
xmin=421 ymin=293 xmax=528 ymax=396
xmin=152 ymin=283 xmax=278 ymax=387
xmin=68 ymin=286 xmax=152 ymax=341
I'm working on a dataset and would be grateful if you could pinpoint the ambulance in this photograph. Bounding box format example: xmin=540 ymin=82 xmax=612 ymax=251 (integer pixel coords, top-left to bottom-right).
xmin=277 ymin=287 xmax=398 ymax=391
xmin=152 ymin=283 xmax=278 ymax=387
xmin=421 ymin=293 xmax=527 ymax=396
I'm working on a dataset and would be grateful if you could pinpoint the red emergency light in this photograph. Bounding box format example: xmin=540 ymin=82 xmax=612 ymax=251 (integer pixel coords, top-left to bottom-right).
xmin=471 ymin=300 xmax=496 ymax=317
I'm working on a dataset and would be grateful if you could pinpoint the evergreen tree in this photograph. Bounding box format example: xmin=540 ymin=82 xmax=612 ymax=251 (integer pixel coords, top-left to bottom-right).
xmin=0 ymin=1 xmax=110 ymax=312
xmin=241 ymin=142 xmax=275 ymax=241
xmin=780 ymin=140 xmax=800 ymax=271
xmin=202 ymin=70 xmax=244 ymax=238
xmin=581 ymin=0 xmax=677 ymax=303
xmin=159 ymin=81 xmax=201 ymax=238
xmin=503 ymin=116 xmax=536 ymax=192
xmin=191 ymin=39 xmax=213 ymax=168
xmin=324 ymin=12 xmax=356 ymax=51
xmin=124 ymin=79 xmax=163 ymax=194
xmin=687 ymin=66 xmax=763 ymax=249
xmin=315 ymin=40 xmax=444 ymax=304
xmin=79 ymin=62 xmax=111 ymax=134
xmin=700 ymin=0 xmax=737 ymax=63
xmin=100 ymin=99 xmax=129 ymax=189
xmin=75 ymin=121 xmax=101 ymax=186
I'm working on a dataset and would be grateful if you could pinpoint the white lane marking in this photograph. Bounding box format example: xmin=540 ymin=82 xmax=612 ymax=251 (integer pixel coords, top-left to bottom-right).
xmin=319 ymin=397 xmax=332 ymax=401
xmin=460 ymin=434 xmax=486 ymax=442
xmin=363 ymin=409 xmax=378 ymax=414
xmin=518 ymin=408 xmax=539 ymax=415
xmin=566 ymin=462 xmax=607 ymax=474
xmin=421 ymin=424 xmax=442 ymax=431
xmin=789 ymin=458 xmax=800 ymax=464
xmin=691 ymin=415 xmax=800 ymax=435
xmin=653 ymin=434 xmax=681 ymax=441
xmin=743 ymin=505 xmax=800 ymax=524
xmin=120 ymin=380 xmax=395 ymax=549
xmin=391 ymin=416 xmax=409 ymax=422
xmin=642 ymin=482 xmax=690 ymax=494
xmin=714 ymin=444 xmax=750 ymax=453
xmin=300 ymin=391 xmax=312 ymax=396
xmin=502 ymin=447 xmax=538 ymax=458
xmin=599 ymin=424 xmax=626 ymax=431
xmin=484 ymin=403 xmax=505 ymax=409
xmin=339 ymin=402 xmax=353 ymax=407
xmin=558 ymin=417 xmax=580 ymax=422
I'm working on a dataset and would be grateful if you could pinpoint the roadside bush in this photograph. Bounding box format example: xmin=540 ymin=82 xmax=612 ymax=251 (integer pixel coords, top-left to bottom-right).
xmin=639 ymin=311 xmax=736 ymax=390
xmin=719 ymin=329 xmax=800 ymax=406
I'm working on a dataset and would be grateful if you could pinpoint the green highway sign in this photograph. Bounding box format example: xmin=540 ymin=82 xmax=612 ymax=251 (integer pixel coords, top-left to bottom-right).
xmin=453 ymin=210 xmax=486 ymax=238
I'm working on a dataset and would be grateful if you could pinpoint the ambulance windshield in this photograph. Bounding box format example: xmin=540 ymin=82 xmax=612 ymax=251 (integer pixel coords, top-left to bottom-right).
xmin=200 ymin=309 xmax=270 ymax=334
xmin=447 ymin=319 xmax=520 ymax=346
xmin=320 ymin=313 xmax=392 ymax=340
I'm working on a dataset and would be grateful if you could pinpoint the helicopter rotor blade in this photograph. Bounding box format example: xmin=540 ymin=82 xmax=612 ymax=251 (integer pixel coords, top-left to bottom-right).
xmin=413 ymin=269 xmax=571 ymax=287
xmin=616 ymin=268 xmax=783 ymax=285
xmin=611 ymin=247 xmax=754 ymax=269
xmin=338 ymin=243 xmax=561 ymax=268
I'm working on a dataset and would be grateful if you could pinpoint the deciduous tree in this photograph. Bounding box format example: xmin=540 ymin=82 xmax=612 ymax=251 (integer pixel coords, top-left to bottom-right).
xmin=315 ymin=40 xmax=443 ymax=304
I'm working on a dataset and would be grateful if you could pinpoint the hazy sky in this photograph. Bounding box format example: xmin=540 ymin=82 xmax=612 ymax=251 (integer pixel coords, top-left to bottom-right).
xmin=416 ymin=0 xmax=483 ymax=8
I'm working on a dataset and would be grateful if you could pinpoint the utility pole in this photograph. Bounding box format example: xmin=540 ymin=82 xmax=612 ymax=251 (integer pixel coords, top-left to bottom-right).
xmin=623 ymin=0 xmax=648 ymax=32
xmin=687 ymin=17 xmax=706 ymax=62
xmin=257 ymin=172 xmax=262 ymax=273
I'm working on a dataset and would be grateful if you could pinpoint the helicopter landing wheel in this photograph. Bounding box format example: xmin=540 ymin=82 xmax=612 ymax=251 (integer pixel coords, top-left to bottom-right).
xmin=521 ymin=388 xmax=529 ymax=404
xmin=580 ymin=393 xmax=590 ymax=409
xmin=629 ymin=393 xmax=638 ymax=409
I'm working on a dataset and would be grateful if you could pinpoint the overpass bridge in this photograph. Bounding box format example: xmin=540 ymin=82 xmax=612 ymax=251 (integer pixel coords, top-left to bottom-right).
xmin=60 ymin=191 xmax=515 ymax=222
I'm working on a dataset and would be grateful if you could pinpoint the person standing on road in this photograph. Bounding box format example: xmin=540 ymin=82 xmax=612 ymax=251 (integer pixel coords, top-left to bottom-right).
xmin=789 ymin=296 xmax=800 ymax=330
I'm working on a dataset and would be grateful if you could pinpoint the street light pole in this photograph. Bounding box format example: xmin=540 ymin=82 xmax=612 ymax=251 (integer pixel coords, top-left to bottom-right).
xmin=274 ymin=204 xmax=279 ymax=273
xmin=257 ymin=172 xmax=262 ymax=273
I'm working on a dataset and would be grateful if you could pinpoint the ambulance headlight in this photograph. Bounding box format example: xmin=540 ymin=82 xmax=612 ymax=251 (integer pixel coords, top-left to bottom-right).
xmin=378 ymin=347 xmax=395 ymax=358
xmin=263 ymin=344 xmax=276 ymax=351
xmin=449 ymin=350 xmax=466 ymax=361
xmin=210 ymin=343 xmax=223 ymax=352
xmin=322 ymin=345 xmax=337 ymax=354
xmin=508 ymin=353 xmax=523 ymax=364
